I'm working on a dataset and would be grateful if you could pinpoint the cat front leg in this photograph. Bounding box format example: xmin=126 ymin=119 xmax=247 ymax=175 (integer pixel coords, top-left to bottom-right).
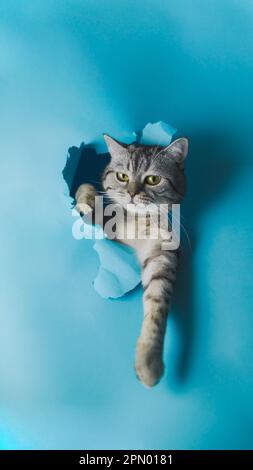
xmin=135 ymin=249 xmax=179 ymax=387
xmin=75 ymin=184 xmax=97 ymax=217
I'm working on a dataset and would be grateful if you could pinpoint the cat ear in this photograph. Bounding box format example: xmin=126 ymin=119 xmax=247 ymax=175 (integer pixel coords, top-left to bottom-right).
xmin=163 ymin=138 xmax=189 ymax=163
xmin=103 ymin=134 xmax=126 ymax=159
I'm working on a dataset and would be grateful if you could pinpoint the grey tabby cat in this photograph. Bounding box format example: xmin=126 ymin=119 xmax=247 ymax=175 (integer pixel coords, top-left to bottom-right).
xmin=75 ymin=135 xmax=188 ymax=387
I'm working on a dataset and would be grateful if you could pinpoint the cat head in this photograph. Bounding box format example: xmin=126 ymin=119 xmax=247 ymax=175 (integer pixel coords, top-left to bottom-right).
xmin=102 ymin=135 xmax=188 ymax=211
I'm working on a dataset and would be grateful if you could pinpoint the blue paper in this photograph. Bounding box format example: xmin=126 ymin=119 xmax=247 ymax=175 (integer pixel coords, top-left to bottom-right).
xmin=93 ymin=239 xmax=141 ymax=298
xmin=140 ymin=121 xmax=177 ymax=145
xmin=2 ymin=0 xmax=253 ymax=450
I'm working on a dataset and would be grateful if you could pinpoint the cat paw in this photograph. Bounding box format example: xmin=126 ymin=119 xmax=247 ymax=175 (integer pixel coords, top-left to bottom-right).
xmin=75 ymin=184 xmax=97 ymax=216
xmin=135 ymin=341 xmax=164 ymax=388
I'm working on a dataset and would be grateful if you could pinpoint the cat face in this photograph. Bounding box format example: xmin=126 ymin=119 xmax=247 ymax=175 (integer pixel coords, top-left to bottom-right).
xmin=103 ymin=135 xmax=188 ymax=211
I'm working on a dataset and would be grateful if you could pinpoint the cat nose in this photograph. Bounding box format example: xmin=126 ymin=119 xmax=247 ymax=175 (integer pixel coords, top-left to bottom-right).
xmin=128 ymin=182 xmax=139 ymax=198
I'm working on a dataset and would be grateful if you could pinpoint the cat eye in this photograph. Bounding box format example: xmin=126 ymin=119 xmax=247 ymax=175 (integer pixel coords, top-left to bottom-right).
xmin=145 ymin=175 xmax=161 ymax=185
xmin=116 ymin=172 xmax=129 ymax=182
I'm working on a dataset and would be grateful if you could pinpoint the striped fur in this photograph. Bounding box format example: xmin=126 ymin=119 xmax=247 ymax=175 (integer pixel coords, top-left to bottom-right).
xmin=75 ymin=136 xmax=188 ymax=387
xmin=135 ymin=243 xmax=179 ymax=386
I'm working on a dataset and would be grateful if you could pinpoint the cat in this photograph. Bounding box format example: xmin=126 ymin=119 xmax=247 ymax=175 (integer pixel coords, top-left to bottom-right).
xmin=75 ymin=135 xmax=188 ymax=387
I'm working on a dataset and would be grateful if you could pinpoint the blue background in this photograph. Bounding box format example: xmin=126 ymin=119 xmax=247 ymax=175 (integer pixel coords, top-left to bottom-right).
xmin=1 ymin=0 xmax=253 ymax=449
